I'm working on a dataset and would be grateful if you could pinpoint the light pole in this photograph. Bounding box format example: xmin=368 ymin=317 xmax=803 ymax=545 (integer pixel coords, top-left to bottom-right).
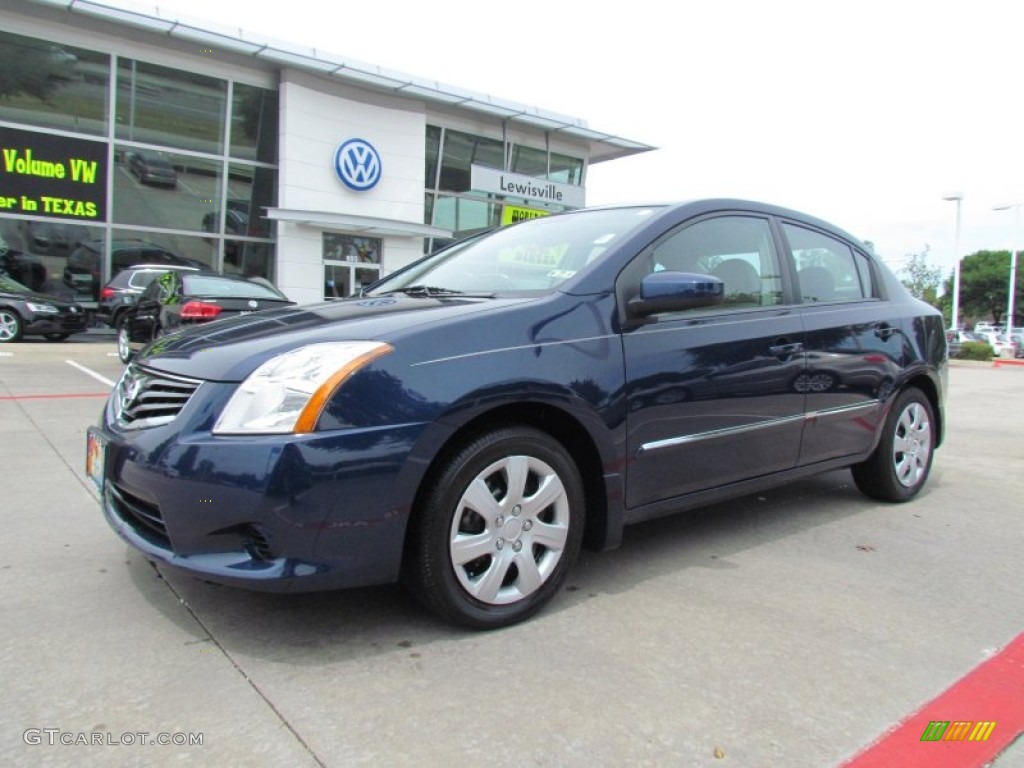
xmin=943 ymin=194 xmax=964 ymax=330
xmin=993 ymin=203 xmax=1020 ymax=337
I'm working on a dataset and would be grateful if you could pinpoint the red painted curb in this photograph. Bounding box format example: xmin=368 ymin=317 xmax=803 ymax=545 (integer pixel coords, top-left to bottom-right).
xmin=841 ymin=632 xmax=1024 ymax=767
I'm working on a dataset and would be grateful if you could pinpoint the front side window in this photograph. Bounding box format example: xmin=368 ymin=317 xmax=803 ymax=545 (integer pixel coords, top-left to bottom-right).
xmin=631 ymin=215 xmax=783 ymax=309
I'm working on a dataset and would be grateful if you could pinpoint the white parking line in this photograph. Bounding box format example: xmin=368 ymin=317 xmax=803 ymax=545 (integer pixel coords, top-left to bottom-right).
xmin=65 ymin=360 xmax=116 ymax=388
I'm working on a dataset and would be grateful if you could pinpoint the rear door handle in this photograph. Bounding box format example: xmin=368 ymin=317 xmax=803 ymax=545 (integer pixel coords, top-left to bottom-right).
xmin=874 ymin=323 xmax=895 ymax=340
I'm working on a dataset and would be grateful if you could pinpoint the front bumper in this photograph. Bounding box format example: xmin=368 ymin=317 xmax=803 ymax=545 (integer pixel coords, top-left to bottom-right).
xmin=25 ymin=314 xmax=88 ymax=336
xmin=93 ymin=389 xmax=428 ymax=592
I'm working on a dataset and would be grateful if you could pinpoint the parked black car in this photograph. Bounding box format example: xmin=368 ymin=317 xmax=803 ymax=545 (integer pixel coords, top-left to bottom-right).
xmin=117 ymin=271 xmax=293 ymax=362
xmin=89 ymin=200 xmax=948 ymax=629
xmin=125 ymin=151 xmax=177 ymax=188
xmin=0 ymin=247 xmax=47 ymax=292
xmin=17 ymin=219 xmax=85 ymax=257
xmin=97 ymin=264 xmax=203 ymax=330
xmin=0 ymin=272 xmax=88 ymax=342
xmin=63 ymin=239 xmax=205 ymax=302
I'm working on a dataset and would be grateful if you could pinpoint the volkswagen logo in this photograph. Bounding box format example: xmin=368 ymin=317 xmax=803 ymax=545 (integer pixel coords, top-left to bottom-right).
xmin=335 ymin=138 xmax=382 ymax=191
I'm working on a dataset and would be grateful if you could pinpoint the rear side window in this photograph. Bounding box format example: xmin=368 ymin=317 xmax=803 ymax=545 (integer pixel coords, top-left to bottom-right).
xmin=127 ymin=270 xmax=164 ymax=290
xmin=783 ymin=223 xmax=877 ymax=302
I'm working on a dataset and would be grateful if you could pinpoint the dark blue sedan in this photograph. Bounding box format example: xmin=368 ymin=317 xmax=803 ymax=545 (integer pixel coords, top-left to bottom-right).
xmin=88 ymin=200 xmax=947 ymax=628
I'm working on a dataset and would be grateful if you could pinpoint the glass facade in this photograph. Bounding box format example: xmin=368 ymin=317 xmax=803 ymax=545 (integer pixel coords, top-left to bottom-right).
xmin=0 ymin=30 xmax=278 ymax=311
xmin=323 ymin=233 xmax=382 ymax=299
xmin=1 ymin=25 xmax=592 ymax=307
xmin=422 ymin=125 xmax=585 ymax=252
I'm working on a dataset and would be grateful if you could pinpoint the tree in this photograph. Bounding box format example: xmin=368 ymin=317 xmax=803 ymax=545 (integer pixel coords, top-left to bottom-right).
xmin=900 ymin=246 xmax=942 ymax=306
xmin=941 ymin=250 xmax=1024 ymax=326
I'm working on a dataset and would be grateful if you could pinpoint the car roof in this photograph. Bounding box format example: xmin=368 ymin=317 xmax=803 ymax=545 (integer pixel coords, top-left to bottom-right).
xmin=121 ymin=263 xmax=201 ymax=272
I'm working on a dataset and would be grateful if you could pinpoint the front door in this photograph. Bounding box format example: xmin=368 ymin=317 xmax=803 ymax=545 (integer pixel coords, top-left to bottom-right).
xmin=620 ymin=214 xmax=806 ymax=510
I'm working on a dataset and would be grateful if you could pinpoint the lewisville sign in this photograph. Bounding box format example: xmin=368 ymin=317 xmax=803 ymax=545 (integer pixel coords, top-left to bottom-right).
xmin=471 ymin=165 xmax=585 ymax=208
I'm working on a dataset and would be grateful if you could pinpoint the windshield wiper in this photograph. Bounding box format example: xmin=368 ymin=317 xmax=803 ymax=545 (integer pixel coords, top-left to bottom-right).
xmin=393 ymin=285 xmax=464 ymax=297
xmin=373 ymin=284 xmax=498 ymax=299
xmin=372 ymin=286 xmax=460 ymax=296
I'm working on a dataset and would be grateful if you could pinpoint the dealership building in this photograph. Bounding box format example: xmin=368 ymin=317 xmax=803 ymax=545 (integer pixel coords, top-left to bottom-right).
xmin=0 ymin=0 xmax=653 ymax=306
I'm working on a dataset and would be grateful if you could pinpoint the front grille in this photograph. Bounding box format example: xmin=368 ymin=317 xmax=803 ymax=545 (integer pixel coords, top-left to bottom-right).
xmin=114 ymin=364 xmax=202 ymax=429
xmin=109 ymin=483 xmax=169 ymax=546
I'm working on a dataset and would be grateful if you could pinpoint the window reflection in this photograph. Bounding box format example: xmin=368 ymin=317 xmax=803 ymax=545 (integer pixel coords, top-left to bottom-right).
xmin=0 ymin=218 xmax=100 ymax=299
xmin=224 ymin=241 xmax=274 ymax=280
xmin=432 ymin=196 xmax=500 ymax=234
xmin=230 ymin=84 xmax=278 ymax=163
xmin=511 ymin=145 xmax=547 ymax=177
xmin=223 ymin=164 xmax=277 ymax=239
xmin=116 ymin=59 xmax=226 ymax=154
xmin=439 ymin=129 xmax=503 ymax=192
xmin=111 ymin=228 xmax=214 ymax=272
xmin=113 ymin=146 xmax=221 ymax=233
xmin=549 ymin=152 xmax=583 ymax=185
xmin=0 ymin=32 xmax=109 ymax=136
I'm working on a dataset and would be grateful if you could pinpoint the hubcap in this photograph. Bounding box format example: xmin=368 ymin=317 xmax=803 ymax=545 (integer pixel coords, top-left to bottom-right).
xmin=892 ymin=402 xmax=932 ymax=488
xmin=0 ymin=312 xmax=17 ymax=341
xmin=117 ymin=327 xmax=130 ymax=360
xmin=449 ymin=454 xmax=570 ymax=605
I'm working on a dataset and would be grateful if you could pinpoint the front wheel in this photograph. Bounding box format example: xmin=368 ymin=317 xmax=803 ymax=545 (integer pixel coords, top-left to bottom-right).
xmin=116 ymin=323 xmax=134 ymax=363
xmin=852 ymin=387 xmax=935 ymax=502
xmin=404 ymin=426 xmax=585 ymax=629
xmin=0 ymin=309 xmax=23 ymax=343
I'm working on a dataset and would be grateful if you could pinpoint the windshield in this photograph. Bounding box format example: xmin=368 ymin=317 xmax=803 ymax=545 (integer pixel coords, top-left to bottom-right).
xmin=367 ymin=207 xmax=661 ymax=297
xmin=0 ymin=274 xmax=31 ymax=294
xmin=182 ymin=275 xmax=286 ymax=299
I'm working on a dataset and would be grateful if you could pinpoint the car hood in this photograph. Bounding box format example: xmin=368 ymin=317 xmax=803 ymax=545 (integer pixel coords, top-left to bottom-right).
xmin=136 ymin=294 xmax=534 ymax=381
xmin=0 ymin=288 xmax=78 ymax=307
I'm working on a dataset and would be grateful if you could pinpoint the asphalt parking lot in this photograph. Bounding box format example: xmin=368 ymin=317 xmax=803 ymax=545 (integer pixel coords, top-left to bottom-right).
xmin=1 ymin=336 xmax=1021 ymax=767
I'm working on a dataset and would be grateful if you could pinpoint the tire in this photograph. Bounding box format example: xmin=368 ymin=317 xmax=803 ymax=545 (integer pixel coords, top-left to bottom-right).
xmin=0 ymin=309 xmax=23 ymax=343
xmin=43 ymin=333 xmax=70 ymax=342
xmin=404 ymin=425 xmax=585 ymax=629
xmin=852 ymin=387 xmax=935 ymax=502
xmin=116 ymin=323 xmax=134 ymax=363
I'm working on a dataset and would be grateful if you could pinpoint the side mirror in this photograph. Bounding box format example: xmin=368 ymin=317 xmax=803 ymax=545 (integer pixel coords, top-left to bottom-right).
xmin=628 ymin=271 xmax=724 ymax=317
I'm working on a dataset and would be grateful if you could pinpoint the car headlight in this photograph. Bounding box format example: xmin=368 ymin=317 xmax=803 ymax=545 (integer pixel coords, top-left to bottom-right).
xmin=26 ymin=302 xmax=59 ymax=314
xmin=212 ymin=341 xmax=393 ymax=435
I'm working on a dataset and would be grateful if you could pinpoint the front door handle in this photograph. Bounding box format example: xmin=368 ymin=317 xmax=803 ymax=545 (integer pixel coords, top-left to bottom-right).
xmin=769 ymin=341 xmax=804 ymax=357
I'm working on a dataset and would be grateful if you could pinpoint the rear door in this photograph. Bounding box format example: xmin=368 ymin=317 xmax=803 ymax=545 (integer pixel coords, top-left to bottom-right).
xmin=780 ymin=222 xmax=904 ymax=464
xmin=620 ymin=213 xmax=806 ymax=509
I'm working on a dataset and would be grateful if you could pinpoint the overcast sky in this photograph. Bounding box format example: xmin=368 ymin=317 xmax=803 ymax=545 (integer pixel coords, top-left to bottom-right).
xmin=110 ymin=0 xmax=1023 ymax=276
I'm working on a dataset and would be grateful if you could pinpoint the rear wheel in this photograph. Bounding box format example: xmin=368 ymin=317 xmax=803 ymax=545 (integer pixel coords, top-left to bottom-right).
xmin=0 ymin=309 xmax=23 ymax=343
xmin=405 ymin=426 xmax=585 ymax=629
xmin=116 ymin=322 xmax=133 ymax=363
xmin=852 ymin=387 xmax=935 ymax=502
